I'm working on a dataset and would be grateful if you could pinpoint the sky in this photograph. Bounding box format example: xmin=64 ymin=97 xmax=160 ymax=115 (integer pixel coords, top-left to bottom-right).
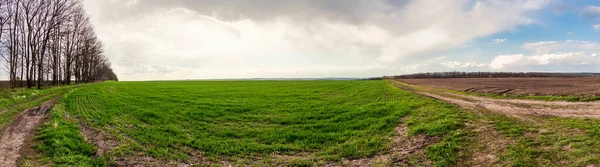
xmin=17 ymin=0 xmax=600 ymax=81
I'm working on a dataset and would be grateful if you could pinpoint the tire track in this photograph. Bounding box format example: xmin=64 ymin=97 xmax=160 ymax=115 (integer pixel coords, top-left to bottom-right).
xmin=0 ymin=92 xmax=58 ymax=115
xmin=390 ymin=80 xmax=600 ymax=119
xmin=0 ymin=97 xmax=59 ymax=167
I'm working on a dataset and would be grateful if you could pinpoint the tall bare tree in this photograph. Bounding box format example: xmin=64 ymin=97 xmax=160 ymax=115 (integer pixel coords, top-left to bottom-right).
xmin=0 ymin=0 xmax=116 ymax=89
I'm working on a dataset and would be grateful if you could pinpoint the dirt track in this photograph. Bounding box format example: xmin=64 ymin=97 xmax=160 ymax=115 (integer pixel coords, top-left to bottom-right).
xmin=0 ymin=97 xmax=59 ymax=167
xmin=390 ymin=80 xmax=600 ymax=119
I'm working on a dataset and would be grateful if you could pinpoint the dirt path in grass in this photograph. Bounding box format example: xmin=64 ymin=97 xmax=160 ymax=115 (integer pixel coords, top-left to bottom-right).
xmin=464 ymin=120 xmax=513 ymax=166
xmin=336 ymin=117 xmax=440 ymax=166
xmin=390 ymin=80 xmax=600 ymax=119
xmin=79 ymin=122 xmax=187 ymax=167
xmin=0 ymin=92 xmax=58 ymax=115
xmin=0 ymin=97 xmax=59 ymax=167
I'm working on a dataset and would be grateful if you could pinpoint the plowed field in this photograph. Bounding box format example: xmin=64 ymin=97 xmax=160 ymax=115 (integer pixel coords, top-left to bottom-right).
xmin=400 ymin=77 xmax=600 ymax=97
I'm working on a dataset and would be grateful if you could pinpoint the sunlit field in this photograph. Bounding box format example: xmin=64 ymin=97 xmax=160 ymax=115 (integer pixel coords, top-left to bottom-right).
xmin=33 ymin=80 xmax=466 ymax=166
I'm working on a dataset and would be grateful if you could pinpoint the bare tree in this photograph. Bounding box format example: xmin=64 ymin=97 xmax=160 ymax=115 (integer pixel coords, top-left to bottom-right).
xmin=0 ymin=0 xmax=116 ymax=89
xmin=392 ymin=72 xmax=586 ymax=79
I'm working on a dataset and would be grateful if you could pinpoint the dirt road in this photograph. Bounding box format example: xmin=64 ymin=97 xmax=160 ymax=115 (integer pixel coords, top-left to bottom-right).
xmin=0 ymin=97 xmax=59 ymax=167
xmin=390 ymin=80 xmax=600 ymax=119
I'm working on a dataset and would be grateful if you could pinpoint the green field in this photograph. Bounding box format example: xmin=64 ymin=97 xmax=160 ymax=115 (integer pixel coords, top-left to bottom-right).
xmin=29 ymin=80 xmax=468 ymax=166
xmin=17 ymin=80 xmax=600 ymax=167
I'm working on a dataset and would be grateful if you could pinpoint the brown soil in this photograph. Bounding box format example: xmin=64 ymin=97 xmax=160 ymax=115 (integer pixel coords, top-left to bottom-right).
xmin=0 ymin=97 xmax=59 ymax=167
xmin=332 ymin=117 xmax=440 ymax=167
xmin=112 ymin=156 xmax=186 ymax=167
xmin=467 ymin=120 xmax=514 ymax=166
xmin=79 ymin=121 xmax=119 ymax=156
xmin=400 ymin=78 xmax=600 ymax=97
xmin=391 ymin=80 xmax=600 ymax=119
xmin=79 ymin=122 xmax=195 ymax=167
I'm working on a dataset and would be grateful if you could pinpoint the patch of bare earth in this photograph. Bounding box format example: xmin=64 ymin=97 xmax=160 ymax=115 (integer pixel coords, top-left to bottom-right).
xmin=79 ymin=120 xmax=119 ymax=156
xmin=463 ymin=120 xmax=514 ymax=167
xmin=330 ymin=118 xmax=440 ymax=167
xmin=112 ymin=156 xmax=190 ymax=167
xmin=0 ymin=97 xmax=59 ymax=167
xmin=79 ymin=121 xmax=210 ymax=167
xmin=79 ymin=121 xmax=174 ymax=167
xmin=390 ymin=80 xmax=600 ymax=119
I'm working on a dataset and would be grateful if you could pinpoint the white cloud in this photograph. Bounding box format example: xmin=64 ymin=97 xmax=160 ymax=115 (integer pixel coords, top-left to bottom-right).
xmin=501 ymin=40 xmax=600 ymax=71
xmin=403 ymin=57 xmax=489 ymax=72
xmin=489 ymin=52 xmax=598 ymax=70
xmin=402 ymin=56 xmax=450 ymax=72
xmin=529 ymin=53 xmax=581 ymax=65
xmin=522 ymin=40 xmax=600 ymax=54
xmin=489 ymin=54 xmax=525 ymax=70
xmin=441 ymin=61 xmax=487 ymax=69
xmin=404 ymin=63 xmax=426 ymax=72
xmin=594 ymin=24 xmax=600 ymax=31
xmin=568 ymin=32 xmax=574 ymax=35
xmin=492 ymin=38 xmax=508 ymax=44
xmin=581 ymin=5 xmax=600 ymax=20
xmin=84 ymin=0 xmax=550 ymax=80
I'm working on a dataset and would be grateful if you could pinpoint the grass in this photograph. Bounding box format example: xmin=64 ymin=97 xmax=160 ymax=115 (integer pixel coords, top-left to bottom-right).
xmin=0 ymin=86 xmax=69 ymax=110
xmin=15 ymin=80 xmax=600 ymax=166
xmin=34 ymin=101 xmax=107 ymax=167
xmin=38 ymin=80 xmax=469 ymax=166
xmin=0 ymin=85 xmax=70 ymax=131
xmin=0 ymin=87 xmax=69 ymax=131
xmin=455 ymin=90 xmax=597 ymax=102
xmin=499 ymin=116 xmax=600 ymax=167
xmin=392 ymin=80 xmax=600 ymax=166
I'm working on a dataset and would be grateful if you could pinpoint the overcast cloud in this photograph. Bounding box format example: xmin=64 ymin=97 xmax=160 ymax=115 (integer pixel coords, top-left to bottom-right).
xmin=58 ymin=0 xmax=600 ymax=80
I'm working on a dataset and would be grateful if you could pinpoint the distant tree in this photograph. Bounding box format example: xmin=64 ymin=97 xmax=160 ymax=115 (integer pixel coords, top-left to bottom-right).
xmin=95 ymin=63 xmax=118 ymax=81
xmin=390 ymin=72 xmax=583 ymax=79
xmin=361 ymin=77 xmax=383 ymax=80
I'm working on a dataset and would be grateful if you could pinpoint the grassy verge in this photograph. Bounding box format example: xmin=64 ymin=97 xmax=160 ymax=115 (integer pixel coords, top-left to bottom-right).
xmin=392 ymin=79 xmax=600 ymax=166
xmin=407 ymin=100 xmax=469 ymax=166
xmin=0 ymin=88 xmax=69 ymax=130
xmin=454 ymin=90 xmax=597 ymax=102
xmin=30 ymin=92 xmax=107 ymax=167
xmin=503 ymin=116 xmax=600 ymax=166
xmin=0 ymin=86 xmax=70 ymax=110
xmin=469 ymin=110 xmax=600 ymax=166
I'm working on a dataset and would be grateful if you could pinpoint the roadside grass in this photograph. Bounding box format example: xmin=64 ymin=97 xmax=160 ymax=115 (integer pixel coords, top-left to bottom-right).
xmin=33 ymin=101 xmax=107 ymax=167
xmin=409 ymin=103 xmax=469 ymax=166
xmin=52 ymin=80 xmax=470 ymax=166
xmin=455 ymin=91 xmax=594 ymax=102
xmin=0 ymin=88 xmax=69 ymax=131
xmin=480 ymin=113 xmax=600 ymax=167
xmin=0 ymin=86 xmax=69 ymax=110
xmin=392 ymin=79 xmax=600 ymax=166
xmin=510 ymin=116 xmax=600 ymax=166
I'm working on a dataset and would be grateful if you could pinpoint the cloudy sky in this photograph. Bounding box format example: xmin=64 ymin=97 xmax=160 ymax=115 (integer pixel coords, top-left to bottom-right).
xmin=76 ymin=0 xmax=600 ymax=80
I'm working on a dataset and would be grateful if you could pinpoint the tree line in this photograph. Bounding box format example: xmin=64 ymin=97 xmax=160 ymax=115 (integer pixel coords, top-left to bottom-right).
xmin=0 ymin=0 xmax=117 ymax=89
xmin=389 ymin=72 xmax=594 ymax=79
